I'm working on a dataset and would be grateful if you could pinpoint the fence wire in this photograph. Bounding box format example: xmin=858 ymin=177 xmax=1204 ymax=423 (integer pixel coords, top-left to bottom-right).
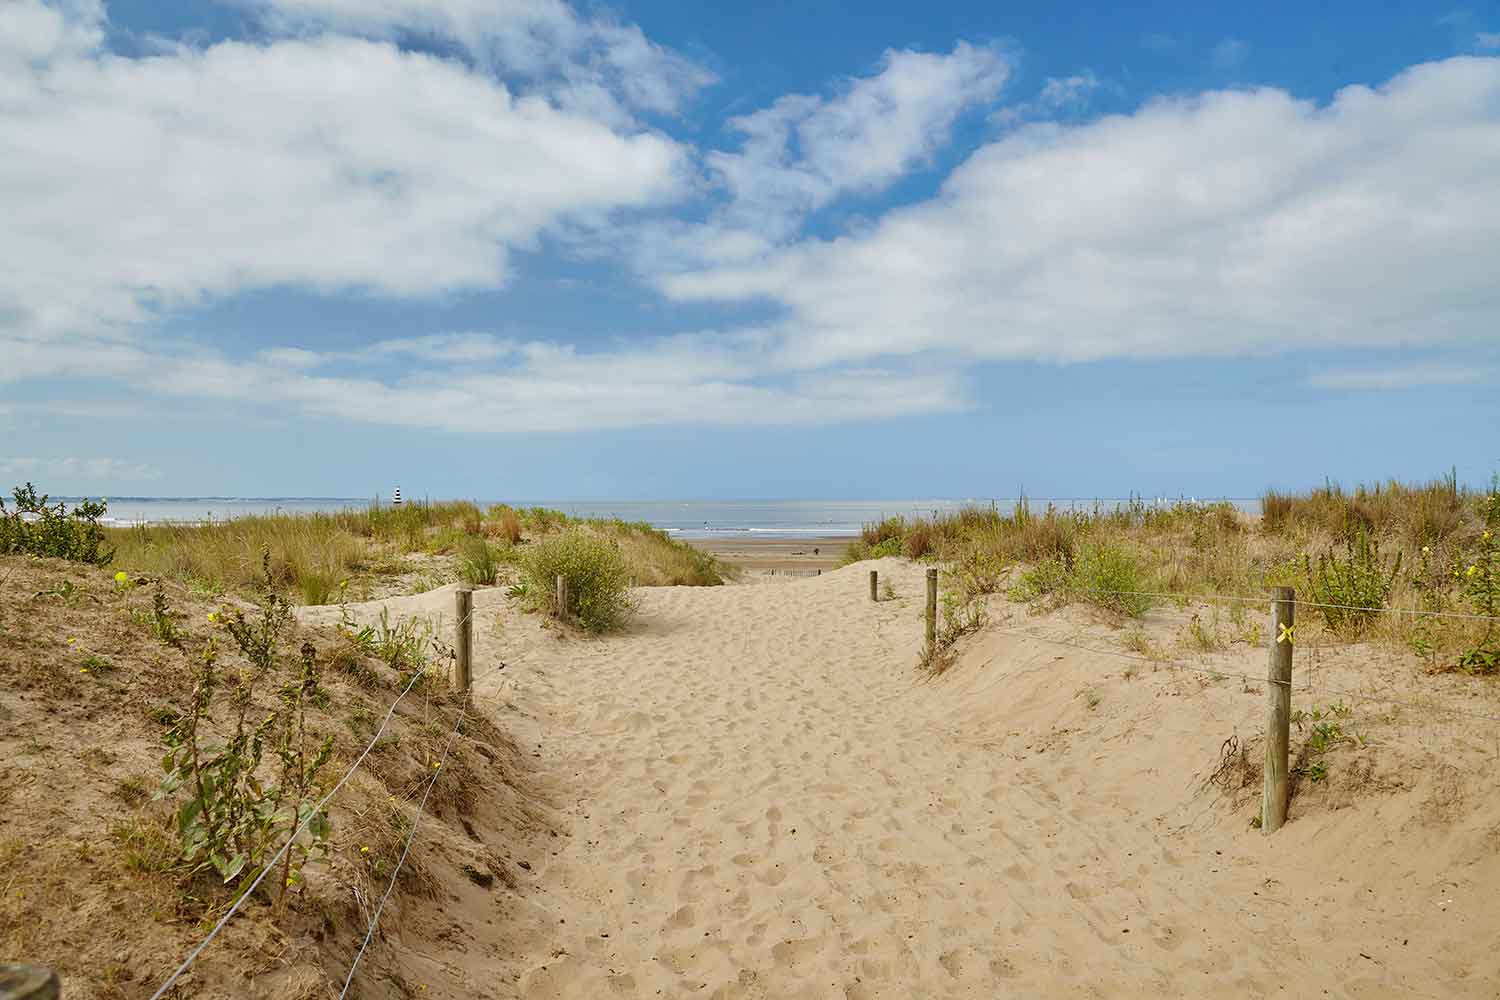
xmin=149 ymin=601 xmax=491 ymax=1000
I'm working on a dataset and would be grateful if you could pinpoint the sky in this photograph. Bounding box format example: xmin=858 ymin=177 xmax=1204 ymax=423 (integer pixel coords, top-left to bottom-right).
xmin=2 ymin=0 xmax=1498 ymax=500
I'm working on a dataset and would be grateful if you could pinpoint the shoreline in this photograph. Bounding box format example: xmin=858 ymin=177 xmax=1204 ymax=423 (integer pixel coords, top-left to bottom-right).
xmin=687 ymin=535 xmax=847 ymax=573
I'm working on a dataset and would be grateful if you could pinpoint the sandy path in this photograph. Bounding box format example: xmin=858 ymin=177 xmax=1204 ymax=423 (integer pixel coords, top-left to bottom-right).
xmin=346 ymin=560 xmax=1500 ymax=998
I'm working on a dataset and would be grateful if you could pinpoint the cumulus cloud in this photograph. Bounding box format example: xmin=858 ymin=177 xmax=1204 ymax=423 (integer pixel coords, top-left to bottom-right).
xmin=665 ymin=58 xmax=1500 ymax=374
xmin=702 ymin=42 xmax=1009 ymax=248
xmin=248 ymin=0 xmax=717 ymax=122
xmin=0 ymin=0 xmax=688 ymax=350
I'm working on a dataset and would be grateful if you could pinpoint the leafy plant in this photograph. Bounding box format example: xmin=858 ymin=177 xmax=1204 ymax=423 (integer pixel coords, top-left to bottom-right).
xmin=0 ymin=483 xmax=114 ymax=565
xmin=151 ymin=586 xmax=184 ymax=648
xmin=155 ymin=573 xmax=334 ymax=906
xmin=1302 ymin=531 xmax=1402 ymax=637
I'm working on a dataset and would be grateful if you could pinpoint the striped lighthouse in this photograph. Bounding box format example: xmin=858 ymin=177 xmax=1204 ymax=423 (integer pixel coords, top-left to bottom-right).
xmin=392 ymin=486 xmax=402 ymax=507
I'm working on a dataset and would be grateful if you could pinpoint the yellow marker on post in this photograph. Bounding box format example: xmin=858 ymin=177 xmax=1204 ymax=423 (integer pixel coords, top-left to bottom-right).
xmin=1277 ymin=623 xmax=1295 ymax=645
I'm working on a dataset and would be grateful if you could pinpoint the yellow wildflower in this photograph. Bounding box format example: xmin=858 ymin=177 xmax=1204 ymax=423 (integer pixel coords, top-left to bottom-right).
xmin=1468 ymin=564 xmax=1480 ymax=577
xmin=360 ymin=846 xmax=370 ymax=853
xmin=114 ymin=571 xmax=129 ymax=585
xmin=66 ymin=638 xmax=76 ymax=645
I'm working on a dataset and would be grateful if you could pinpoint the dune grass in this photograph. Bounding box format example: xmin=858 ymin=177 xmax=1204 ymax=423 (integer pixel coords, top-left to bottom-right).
xmin=106 ymin=499 xmax=725 ymax=605
xmin=844 ymin=475 xmax=1499 ymax=671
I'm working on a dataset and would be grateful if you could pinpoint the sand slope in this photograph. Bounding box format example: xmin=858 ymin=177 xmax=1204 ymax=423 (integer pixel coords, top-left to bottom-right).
xmin=317 ymin=559 xmax=1500 ymax=998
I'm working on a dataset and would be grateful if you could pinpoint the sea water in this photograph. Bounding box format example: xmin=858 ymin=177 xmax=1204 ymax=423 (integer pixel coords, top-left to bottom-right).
xmin=67 ymin=496 xmax=1259 ymax=538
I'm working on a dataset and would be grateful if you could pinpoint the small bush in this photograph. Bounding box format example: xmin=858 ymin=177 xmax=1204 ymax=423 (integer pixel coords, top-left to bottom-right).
xmin=458 ymin=537 xmax=500 ymax=586
xmin=1073 ymin=542 xmax=1154 ymax=617
xmin=521 ymin=529 xmax=635 ymax=632
xmin=1302 ymin=531 xmax=1402 ymax=637
xmin=485 ymin=507 xmax=523 ymax=545
xmin=904 ymin=523 xmax=934 ymax=559
xmin=1011 ymin=556 xmax=1071 ymax=604
xmin=0 ymin=483 xmax=114 ymax=564
xmin=1456 ymin=488 xmax=1500 ymax=673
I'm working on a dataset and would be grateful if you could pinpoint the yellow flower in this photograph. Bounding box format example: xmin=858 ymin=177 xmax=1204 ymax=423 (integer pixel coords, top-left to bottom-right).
xmin=66 ymin=638 xmax=76 ymax=645
xmin=1485 ymin=530 xmax=1493 ymax=542
xmin=339 ymin=579 xmax=349 ymax=590
xmin=1468 ymin=564 xmax=1480 ymax=577
xmin=207 ymin=612 xmax=219 ymax=623
xmin=360 ymin=845 xmax=370 ymax=853
xmin=79 ymin=668 xmax=89 ymax=674
xmin=1421 ymin=546 xmax=1431 ymax=554
xmin=114 ymin=571 xmax=129 ymax=585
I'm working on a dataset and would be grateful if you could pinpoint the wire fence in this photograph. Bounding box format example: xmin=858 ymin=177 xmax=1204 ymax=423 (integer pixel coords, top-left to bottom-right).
xmin=148 ymin=600 xmax=497 ymax=1000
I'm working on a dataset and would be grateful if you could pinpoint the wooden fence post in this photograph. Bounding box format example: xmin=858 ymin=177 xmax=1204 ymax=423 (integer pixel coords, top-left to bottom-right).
xmin=454 ymin=587 xmax=472 ymax=700
xmin=556 ymin=575 xmax=569 ymax=622
xmin=1262 ymin=586 xmax=1294 ymax=835
xmin=869 ymin=570 xmax=878 ymax=602
xmin=0 ymin=965 xmax=59 ymax=1000
xmin=925 ymin=568 xmax=938 ymax=654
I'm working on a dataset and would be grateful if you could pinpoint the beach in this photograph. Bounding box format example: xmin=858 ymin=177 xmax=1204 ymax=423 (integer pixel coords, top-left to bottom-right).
xmin=689 ymin=535 xmax=847 ymax=576
xmin=298 ymin=558 xmax=1500 ymax=998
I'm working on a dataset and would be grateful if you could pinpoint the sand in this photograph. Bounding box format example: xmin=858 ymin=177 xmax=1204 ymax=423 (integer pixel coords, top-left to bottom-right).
xmin=307 ymin=559 xmax=1500 ymax=998
xmin=689 ymin=535 xmax=847 ymax=577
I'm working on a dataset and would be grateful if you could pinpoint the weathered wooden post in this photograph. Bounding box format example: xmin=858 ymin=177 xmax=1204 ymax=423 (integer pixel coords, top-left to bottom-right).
xmin=454 ymin=587 xmax=472 ymax=700
xmin=925 ymin=568 xmax=938 ymax=655
xmin=1262 ymin=586 xmax=1295 ymax=834
xmin=869 ymin=570 xmax=878 ymax=602
xmin=555 ymin=575 xmax=569 ymax=622
xmin=0 ymin=965 xmax=59 ymax=1000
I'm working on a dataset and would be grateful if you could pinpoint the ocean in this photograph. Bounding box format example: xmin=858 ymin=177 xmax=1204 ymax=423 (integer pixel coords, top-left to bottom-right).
xmin=71 ymin=496 xmax=1260 ymax=538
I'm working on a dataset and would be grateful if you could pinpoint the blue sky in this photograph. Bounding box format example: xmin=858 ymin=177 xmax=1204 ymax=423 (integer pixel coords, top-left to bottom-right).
xmin=2 ymin=0 xmax=1498 ymax=500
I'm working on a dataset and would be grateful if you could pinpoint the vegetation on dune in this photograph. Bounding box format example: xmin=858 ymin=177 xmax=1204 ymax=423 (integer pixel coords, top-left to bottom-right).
xmin=1 ymin=548 xmax=509 ymax=992
xmin=518 ymin=528 xmax=636 ymax=633
xmin=0 ymin=483 xmax=114 ymax=565
xmin=848 ymin=475 xmax=1500 ymax=675
xmin=95 ymin=496 xmax=724 ymax=614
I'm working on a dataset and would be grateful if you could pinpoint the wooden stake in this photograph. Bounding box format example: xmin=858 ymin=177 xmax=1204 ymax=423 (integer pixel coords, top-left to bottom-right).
xmin=1262 ymin=586 xmax=1294 ymax=834
xmin=454 ymin=587 xmax=472 ymax=700
xmin=869 ymin=570 xmax=878 ymax=602
xmin=925 ymin=568 xmax=938 ymax=654
xmin=556 ymin=574 xmax=568 ymax=622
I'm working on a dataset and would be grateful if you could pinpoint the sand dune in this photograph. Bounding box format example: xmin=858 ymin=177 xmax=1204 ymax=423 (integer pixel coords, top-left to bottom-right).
xmin=310 ymin=559 xmax=1500 ymax=998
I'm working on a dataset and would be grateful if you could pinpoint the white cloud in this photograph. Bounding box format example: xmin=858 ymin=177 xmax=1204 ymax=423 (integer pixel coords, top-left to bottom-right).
xmin=0 ymin=455 xmax=163 ymax=484
xmin=665 ymin=57 xmax=1500 ymax=375
xmin=698 ymin=42 xmax=1009 ymax=252
xmin=127 ymin=337 xmax=972 ymax=432
xmin=1306 ymin=362 xmax=1494 ymax=389
xmin=1037 ymin=72 xmax=1100 ymax=111
xmin=0 ymin=0 xmax=688 ymax=347
xmin=249 ymin=0 xmax=716 ymax=122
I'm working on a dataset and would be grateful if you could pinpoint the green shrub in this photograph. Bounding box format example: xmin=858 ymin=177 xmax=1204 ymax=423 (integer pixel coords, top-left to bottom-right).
xmin=1302 ymin=531 xmax=1402 ymax=637
xmin=1457 ymin=488 xmax=1500 ymax=673
xmin=521 ymin=529 xmax=635 ymax=632
xmin=458 ymin=537 xmax=500 ymax=586
xmin=0 ymin=483 xmax=114 ymax=565
xmin=1011 ymin=556 xmax=1071 ymax=604
xmin=1073 ymin=542 xmax=1154 ymax=617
